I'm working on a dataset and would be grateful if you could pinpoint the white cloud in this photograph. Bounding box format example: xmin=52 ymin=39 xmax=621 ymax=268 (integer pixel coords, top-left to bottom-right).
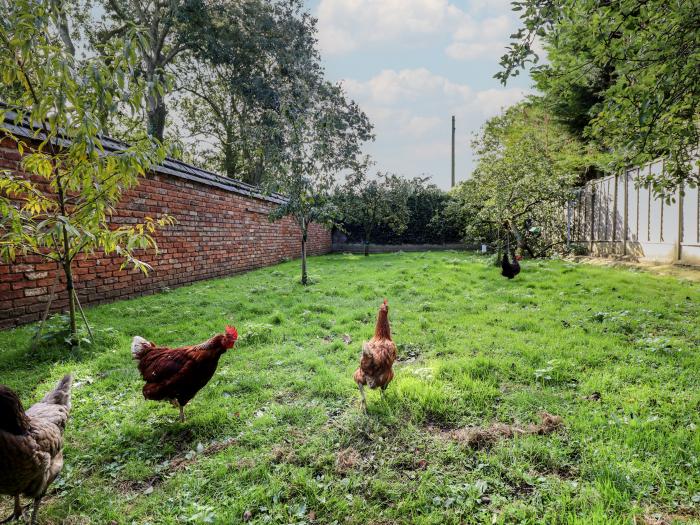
xmin=446 ymin=14 xmax=511 ymax=61
xmin=340 ymin=68 xmax=530 ymax=185
xmin=445 ymin=41 xmax=503 ymax=60
xmin=344 ymin=68 xmax=527 ymax=119
xmin=317 ymin=0 xmax=516 ymax=62
xmin=470 ymin=88 xmax=531 ymax=117
xmin=344 ymin=68 xmax=471 ymax=105
xmin=317 ymin=0 xmax=459 ymax=55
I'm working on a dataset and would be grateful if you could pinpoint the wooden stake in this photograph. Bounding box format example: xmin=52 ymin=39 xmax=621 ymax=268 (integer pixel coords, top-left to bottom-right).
xmin=73 ymin=289 xmax=94 ymax=342
xmin=32 ymin=271 xmax=60 ymax=349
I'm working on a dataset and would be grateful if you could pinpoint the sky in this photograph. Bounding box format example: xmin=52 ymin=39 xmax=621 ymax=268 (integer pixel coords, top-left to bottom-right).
xmin=306 ymin=0 xmax=536 ymax=189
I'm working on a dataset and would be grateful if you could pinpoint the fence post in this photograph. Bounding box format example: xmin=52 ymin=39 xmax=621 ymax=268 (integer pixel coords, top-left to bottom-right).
xmin=677 ymin=183 xmax=684 ymax=262
xmin=659 ymin=161 xmax=665 ymax=242
xmin=612 ymin=174 xmax=619 ymax=252
xmin=623 ymin=170 xmax=628 ymax=256
xmin=590 ymin=187 xmax=596 ymax=253
xmin=566 ymin=200 xmax=572 ymax=248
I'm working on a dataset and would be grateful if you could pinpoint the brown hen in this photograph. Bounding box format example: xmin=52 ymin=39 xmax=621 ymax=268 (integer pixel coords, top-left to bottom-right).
xmin=131 ymin=325 xmax=238 ymax=422
xmin=353 ymin=299 xmax=397 ymax=410
xmin=0 ymin=374 xmax=73 ymax=525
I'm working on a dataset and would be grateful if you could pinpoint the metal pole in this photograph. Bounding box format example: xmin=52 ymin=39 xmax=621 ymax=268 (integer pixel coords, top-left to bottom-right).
xmin=451 ymin=115 xmax=455 ymax=188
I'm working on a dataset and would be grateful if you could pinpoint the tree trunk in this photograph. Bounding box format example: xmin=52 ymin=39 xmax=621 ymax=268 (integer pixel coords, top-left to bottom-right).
xmin=223 ymin=140 xmax=237 ymax=179
xmin=364 ymin=234 xmax=369 ymax=256
xmin=147 ymin=99 xmax=167 ymax=141
xmin=507 ymin=221 xmax=535 ymax=258
xmin=63 ymin=261 xmax=77 ymax=338
xmin=300 ymin=229 xmax=308 ymax=286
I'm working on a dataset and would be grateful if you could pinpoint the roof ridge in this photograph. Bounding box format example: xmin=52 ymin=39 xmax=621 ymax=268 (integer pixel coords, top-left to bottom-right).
xmin=0 ymin=102 xmax=287 ymax=205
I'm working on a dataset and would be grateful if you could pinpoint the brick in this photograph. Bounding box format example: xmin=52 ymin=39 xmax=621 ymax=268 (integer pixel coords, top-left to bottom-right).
xmin=25 ymin=287 xmax=48 ymax=297
xmin=26 ymin=271 xmax=48 ymax=280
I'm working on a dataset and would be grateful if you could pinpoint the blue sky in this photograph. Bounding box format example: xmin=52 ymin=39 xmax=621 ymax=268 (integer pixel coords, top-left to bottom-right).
xmin=306 ymin=0 xmax=537 ymax=189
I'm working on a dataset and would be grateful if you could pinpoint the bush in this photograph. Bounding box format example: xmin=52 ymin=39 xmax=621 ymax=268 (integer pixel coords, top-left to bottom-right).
xmin=335 ymin=175 xmax=462 ymax=245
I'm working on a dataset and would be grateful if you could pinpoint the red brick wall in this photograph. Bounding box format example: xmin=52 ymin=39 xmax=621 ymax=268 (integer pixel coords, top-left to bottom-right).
xmin=0 ymin=142 xmax=331 ymax=328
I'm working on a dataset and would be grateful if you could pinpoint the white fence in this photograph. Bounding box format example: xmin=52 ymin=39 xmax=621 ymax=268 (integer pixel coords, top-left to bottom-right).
xmin=569 ymin=159 xmax=700 ymax=265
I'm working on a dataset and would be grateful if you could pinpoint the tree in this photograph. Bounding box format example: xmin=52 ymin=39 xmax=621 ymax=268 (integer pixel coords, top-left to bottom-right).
xmin=336 ymin=168 xmax=410 ymax=256
xmin=270 ymin=80 xmax=373 ymax=284
xmin=0 ymin=0 xmax=173 ymax=340
xmin=335 ymin=174 xmax=462 ymax=247
xmin=398 ymin=177 xmax=460 ymax=245
xmin=176 ymin=0 xmax=318 ymax=184
xmin=498 ymin=0 xmax=700 ymax=195
xmin=92 ymin=0 xmax=263 ymax=140
xmin=451 ymin=101 xmax=601 ymax=257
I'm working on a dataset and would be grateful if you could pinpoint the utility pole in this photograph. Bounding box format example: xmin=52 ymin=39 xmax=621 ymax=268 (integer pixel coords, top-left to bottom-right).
xmin=451 ymin=115 xmax=455 ymax=188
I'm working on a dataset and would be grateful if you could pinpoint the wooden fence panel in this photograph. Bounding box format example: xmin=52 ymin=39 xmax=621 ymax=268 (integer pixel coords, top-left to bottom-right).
xmin=569 ymin=157 xmax=700 ymax=265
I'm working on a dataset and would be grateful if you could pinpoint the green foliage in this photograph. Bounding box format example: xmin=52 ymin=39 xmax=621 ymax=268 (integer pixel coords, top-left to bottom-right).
xmin=0 ymin=0 xmax=173 ymax=336
xmin=175 ymin=0 xmax=318 ymax=185
xmin=450 ymin=101 xmax=603 ymax=256
xmin=0 ymin=253 xmax=699 ymax=523
xmin=91 ymin=0 xmax=247 ymax=140
xmin=268 ymin=77 xmax=373 ymax=284
xmin=499 ymin=0 xmax=700 ymax=195
xmin=334 ymin=167 xmax=410 ymax=253
xmin=336 ymin=173 xmax=461 ymax=246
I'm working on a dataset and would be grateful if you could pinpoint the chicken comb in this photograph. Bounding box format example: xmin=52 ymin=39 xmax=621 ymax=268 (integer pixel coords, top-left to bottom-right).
xmin=383 ymin=298 xmax=388 ymax=305
xmin=225 ymin=325 xmax=238 ymax=340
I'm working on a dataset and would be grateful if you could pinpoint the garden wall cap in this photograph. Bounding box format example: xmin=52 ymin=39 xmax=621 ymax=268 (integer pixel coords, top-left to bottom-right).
xmin=0 ymin=102 xmax=287 ymax=205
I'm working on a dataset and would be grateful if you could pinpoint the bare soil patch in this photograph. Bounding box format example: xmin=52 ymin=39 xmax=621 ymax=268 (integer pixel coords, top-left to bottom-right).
xmin=449 ymin=413 xmax=563 ymax=450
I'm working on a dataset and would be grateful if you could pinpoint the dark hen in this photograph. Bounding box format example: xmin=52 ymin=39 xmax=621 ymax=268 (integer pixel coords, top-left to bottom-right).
xmin=501 ymin=251 xmax=521 ymax=279
xmin=0 ymin=374 xmax=73 ymax=525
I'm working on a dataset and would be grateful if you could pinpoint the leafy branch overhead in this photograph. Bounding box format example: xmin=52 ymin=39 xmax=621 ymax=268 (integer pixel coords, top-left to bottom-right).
xmin=497 ymin=0 xmax=700 ymax=195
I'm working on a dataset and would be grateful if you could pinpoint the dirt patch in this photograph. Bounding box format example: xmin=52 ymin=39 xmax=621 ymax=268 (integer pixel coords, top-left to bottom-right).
xmin=270 ymin=443 xmax=296 ymax=464
xmin=273 ymin=390 xmax=301 ymax=404
xmin=158 ymin=427 xmax=195 ymax=453
xmin=450 ymin=413 xmax=563 ymax=450
xmin=584 ymin=391 xmax=602 ymax=401
xmin=569 ymin=256 xmax=700 ymax=282
xmin=638 ymin=512 xmax=697 ymax=524
xmin=396 ymin=343 xmax=423 ymax=363
xmin=336 ymin=447 xmax=361 ymax=473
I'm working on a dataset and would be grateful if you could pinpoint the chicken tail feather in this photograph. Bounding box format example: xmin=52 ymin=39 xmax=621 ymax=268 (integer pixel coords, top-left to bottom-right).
xmin=131 ymin=336 xmax=150 ymax=358
xmin=41 ymin=374 xmax=73 ymax=408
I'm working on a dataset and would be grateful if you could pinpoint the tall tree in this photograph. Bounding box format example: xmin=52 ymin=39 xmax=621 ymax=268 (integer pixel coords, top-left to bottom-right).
xmin=93 ymin=0 xmax=263 ymax=140
xmin=270 ymin=80 xmax=373 ymax=284
xmin=0 ymin=0 xmax=173 ymax=339
xmin=175 ymin=0 xmax=318 ymax=184
xmin=498 ymin=0 xmax=700 ymax=195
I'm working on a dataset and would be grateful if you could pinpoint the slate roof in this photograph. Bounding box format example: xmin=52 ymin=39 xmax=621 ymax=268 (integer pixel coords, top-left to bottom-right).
xmin=0 ymin=103 xmax=286 ymax=204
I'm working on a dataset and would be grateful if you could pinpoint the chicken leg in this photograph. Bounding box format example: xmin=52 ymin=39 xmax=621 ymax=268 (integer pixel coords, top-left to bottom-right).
xmin=0 ymin=496 xmax=29 ymax=523
xmin=29 ymin=497 xmax=42 ymax=525
xmin=358 ymin=383 xmax=367 ymax=412
xmin=170 ymin=399 xmax=186 ymax=422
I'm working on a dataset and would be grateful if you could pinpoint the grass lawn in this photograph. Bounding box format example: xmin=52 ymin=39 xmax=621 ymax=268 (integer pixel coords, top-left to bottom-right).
xmin=1 ymin=252 xmax=699 ymax=524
